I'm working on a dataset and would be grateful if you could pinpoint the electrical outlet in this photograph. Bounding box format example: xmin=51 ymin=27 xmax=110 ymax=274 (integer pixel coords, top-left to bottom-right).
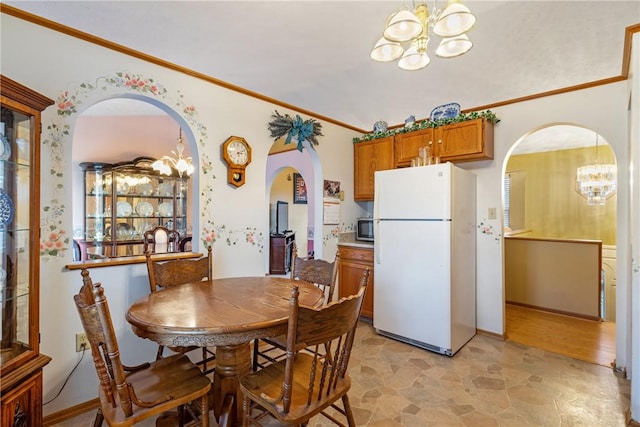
xmin=488 ymin=207 xmax=497 ymax=220
xmin=76 ymin=332 xmax=89 ymax=352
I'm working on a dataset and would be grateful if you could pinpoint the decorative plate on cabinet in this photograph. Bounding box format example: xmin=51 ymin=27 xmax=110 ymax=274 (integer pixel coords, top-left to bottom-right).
xmin=0 ymin=134 xmax=11 ymax=161
xmin=373 ymin=120 xmax=388 ymax=133
xmin=137 ymin=183 xmax=154 ymax=196
xmin=116 ymin=201 xmax=132 ymax=217
xmin=158 ymin=182 xmax=173 ymax=197
xmin=116 ymin=182 xmax=130 ymax=195
xmin=135 ymin=201 xmax=153 ymax=217
xmin=158 ymin=202 xmax=173 ymax=217
xmin=0 ymin=189 xmax=15 ymax=226
xmin=429 ymin=103 xmax=461 ymax=121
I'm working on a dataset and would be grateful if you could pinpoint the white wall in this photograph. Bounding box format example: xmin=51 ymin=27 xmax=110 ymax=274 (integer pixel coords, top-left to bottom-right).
xmin=1 ymin=12 xmax=636 ymax=418
xmin=485 ymin=83 xmax=630 ymax=356
xmin=0 ymin=14 xmax=361 ymax=414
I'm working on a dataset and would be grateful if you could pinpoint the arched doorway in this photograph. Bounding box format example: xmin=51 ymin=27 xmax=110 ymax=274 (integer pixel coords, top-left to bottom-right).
xmin=502 ymin=123 xmax=617 ymax=366
xmin=265 ymin=141 xmax=323 ymax=273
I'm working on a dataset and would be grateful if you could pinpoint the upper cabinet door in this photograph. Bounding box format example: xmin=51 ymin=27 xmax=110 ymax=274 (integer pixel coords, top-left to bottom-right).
xmin=436 ymin=118 xmax=494 ymax=162
xmin=354 ymin=137 xmax=395 ymax=201
xmin=394 ymin=128 xmax=434 ymax=168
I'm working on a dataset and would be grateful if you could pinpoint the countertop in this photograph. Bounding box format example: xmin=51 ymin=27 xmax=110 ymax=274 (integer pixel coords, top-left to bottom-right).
xmin=337 ymin=232 xmax=374 ymax=249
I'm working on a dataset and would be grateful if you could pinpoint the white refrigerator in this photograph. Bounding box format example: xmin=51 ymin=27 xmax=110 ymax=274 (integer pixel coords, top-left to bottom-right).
xmin=373 ymin=163 xmax=476 ymax=356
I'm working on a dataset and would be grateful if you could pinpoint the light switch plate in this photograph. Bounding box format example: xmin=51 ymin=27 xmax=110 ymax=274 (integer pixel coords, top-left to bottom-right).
xmin=488 ymin=207 xmax=497 ymax=220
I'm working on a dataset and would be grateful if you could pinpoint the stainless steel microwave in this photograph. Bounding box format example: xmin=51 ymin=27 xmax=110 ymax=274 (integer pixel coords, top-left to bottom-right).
xmin=356 ymin=218 xmax=374 ymax=242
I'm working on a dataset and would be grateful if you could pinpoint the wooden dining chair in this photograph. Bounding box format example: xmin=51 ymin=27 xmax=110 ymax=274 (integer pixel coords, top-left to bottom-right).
xmin=178 ymin=235 xmax=193 ymax=252
xmin=240 ymin=268 xmax=369 ymax=427
xmin=74 ymin=269 xmax=213 ymax=427
xmin=145 ymin=246 xmax=216 ymax=374
xmin=252 ymin=244 xmax=340 ymax=371
xmin=143 ymin=225 xmax=181 ymax=254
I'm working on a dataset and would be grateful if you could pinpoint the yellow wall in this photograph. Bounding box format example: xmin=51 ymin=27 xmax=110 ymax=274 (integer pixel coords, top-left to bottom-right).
xmin=507 ymin=146 xmax=616 ymax=244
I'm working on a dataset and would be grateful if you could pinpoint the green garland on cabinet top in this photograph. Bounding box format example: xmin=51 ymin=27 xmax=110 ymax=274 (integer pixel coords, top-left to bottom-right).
xmin=353 ymin=110 xmax=499 ymax=143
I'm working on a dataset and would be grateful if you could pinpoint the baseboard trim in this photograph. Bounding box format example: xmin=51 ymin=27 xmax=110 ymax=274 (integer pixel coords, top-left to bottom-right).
xmin=506 ymin=301 xmax=601 ymax=322
xmin=627 ymin=409 xmax=640 ymax=426
xmin=43 ymin=398 xmax=100 ymax=426
xmin=476 ymin=328 xmax=505 ymax=341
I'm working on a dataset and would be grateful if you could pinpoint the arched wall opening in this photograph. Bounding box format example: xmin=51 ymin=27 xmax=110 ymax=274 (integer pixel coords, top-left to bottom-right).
xmin=501 ymin=122 xmax=618 ymax=363
xmin=70 ymin=95 xmax=201 ymax=255
xmin=265 ymin=141 xmax=323 ymax=273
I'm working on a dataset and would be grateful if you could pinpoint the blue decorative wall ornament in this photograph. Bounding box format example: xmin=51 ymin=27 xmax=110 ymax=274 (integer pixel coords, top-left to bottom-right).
xmin=268 ymin=110 xmax=323 ymax=152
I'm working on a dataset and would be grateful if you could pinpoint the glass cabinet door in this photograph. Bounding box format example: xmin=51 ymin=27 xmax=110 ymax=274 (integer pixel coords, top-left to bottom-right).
xmin=83 ymin=164 xmax=113 ymax=241
xmin=1 ymin=99 xmax=36 ymax=367
xmin=1 ymin=76 xmax=52 ymax=425
xmin=0 ymin=88 xmax=50 ymax=375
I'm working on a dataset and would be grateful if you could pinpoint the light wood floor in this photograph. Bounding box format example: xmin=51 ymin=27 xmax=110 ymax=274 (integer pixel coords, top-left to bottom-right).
xmin=505 ymin=303 xmax=616 ymax=367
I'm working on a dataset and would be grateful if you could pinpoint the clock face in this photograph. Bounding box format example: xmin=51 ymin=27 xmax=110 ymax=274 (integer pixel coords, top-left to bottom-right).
xmin=227 ymin=140 xmax=248 ymax=165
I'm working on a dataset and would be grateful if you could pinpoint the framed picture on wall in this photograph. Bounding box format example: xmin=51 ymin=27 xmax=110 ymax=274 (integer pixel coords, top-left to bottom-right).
xmin=293 ymin=173 xmax=307 ymax=204
xmin=323 ymin=180 xmax=341 ymax=199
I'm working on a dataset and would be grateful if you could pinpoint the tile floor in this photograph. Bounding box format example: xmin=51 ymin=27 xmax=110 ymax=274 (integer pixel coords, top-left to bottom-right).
xmin=55 ymin=322 xmax=631 ymax=426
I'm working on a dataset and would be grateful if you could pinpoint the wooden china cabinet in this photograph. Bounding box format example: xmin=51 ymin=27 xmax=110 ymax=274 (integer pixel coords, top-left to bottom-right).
xmin=78 ymin=158 xmax=189 ymax=260
xmin=0 ymin=75 xmax=54 ymax=426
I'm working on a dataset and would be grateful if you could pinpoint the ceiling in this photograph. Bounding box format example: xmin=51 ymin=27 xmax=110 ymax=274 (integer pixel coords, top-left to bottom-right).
xmin=4 ymin=1 xmax=638 ymax=152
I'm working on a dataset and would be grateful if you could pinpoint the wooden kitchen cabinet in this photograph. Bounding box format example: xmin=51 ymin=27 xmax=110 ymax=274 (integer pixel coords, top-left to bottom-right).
xmin=353 ymin=136 xmax=394 ymax=201
xmin=338 ymin=246 xmax=374 ymax=320
xmin=393 ymin=118 xmax=494 ymax=168
xmin=436 ymin=118 xmax=494 ymax=162
xmin=394 ymin=128 xmax=434 ymax=168
xmin=1 ymin=75 xmax=53 ymax=427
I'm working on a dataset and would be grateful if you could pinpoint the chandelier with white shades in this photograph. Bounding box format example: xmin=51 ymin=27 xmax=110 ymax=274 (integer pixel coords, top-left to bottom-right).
xmin=370 ymin=0 xmax=477 ymax=71
xmin=152 ymin=128 xmax=195 ymax=178
xmin=575 ymin=133 xmax=617 ymax=206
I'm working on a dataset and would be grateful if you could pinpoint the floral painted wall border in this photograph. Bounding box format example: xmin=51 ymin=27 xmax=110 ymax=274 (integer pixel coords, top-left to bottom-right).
xmin=40 ymin=71 xmax=264 ymax=259
xmin=322 ymin=223 xmax=355 ymax=246
xmin=478 ymin=219 xmax=502 ymax=243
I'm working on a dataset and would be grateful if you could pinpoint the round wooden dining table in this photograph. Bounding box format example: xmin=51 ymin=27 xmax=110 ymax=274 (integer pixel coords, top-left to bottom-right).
xmin=125 ymin=276 xmax=324 ymax=427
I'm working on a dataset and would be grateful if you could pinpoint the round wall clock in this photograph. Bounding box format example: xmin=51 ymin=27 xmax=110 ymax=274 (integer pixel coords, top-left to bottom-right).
xmin=222 ymin=136 xmax=251 ymax=187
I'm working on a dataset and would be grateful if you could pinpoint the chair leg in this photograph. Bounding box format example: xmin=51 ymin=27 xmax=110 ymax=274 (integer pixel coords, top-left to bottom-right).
xmin=201 ymin=392 xmax=209 ymax=427
xmin=156 ymin=344 xmax=165 ymax=360
xmin=202 ymin=347 xmax=207 ymax=373
xmin=178 ymin=404 xmax=185 ymax=427
xmin=92 ymin=408 xmax=104 ymax=427
xmin=242 ymin=394 xmax=250 ymax=427
xmin=252 ymin=339 xmax=259 ymax=372
xmin=342 ymin=394 xmax=356 ymax=427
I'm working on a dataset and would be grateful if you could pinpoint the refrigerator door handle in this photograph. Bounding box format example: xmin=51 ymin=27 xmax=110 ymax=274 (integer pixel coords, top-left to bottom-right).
xmin=375 ymin=219 xmax=381 ymax=264
xmin=374 ymin=179 xmax=381 ymax=220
